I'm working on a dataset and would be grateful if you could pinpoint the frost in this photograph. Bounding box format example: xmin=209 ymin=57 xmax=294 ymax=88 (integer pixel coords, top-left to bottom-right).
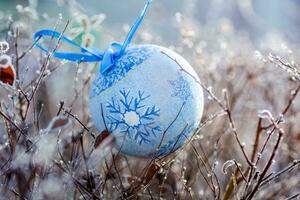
xmin=32 ymin=176 xmax=65 ymax=199
xmin=175 ymin=12 xmax=183 ymax=23
xmin=0 ymin=41 xmax=9 ymax=53
xmin=257 ymin=152 xmax=262 ymax=158
xmin=222 ymin=160 xmax=235 ymax=174
xmin=15 ymin=3 xmax=38 ymax=20
xmin=258 ymin=109 xmax=273 ymax=119
xmin=278 ymin=114 xmax=285 ymax=123
xmin=88 ymin=135 xmax=115 ymax=169
xmin=34 ymin=134 xmax=57 ymax=165
xmin=42 ymin=115 xmax=71 ymax=134
xmin=11 ymin=150 xmax=31 ymax=169
xmin=254 ymin=50 xmax=263 ymax=60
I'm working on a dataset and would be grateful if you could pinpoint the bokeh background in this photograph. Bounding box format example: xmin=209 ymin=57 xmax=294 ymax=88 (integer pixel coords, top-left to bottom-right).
xmin=2 ymin=0 xmax=300 ymax=39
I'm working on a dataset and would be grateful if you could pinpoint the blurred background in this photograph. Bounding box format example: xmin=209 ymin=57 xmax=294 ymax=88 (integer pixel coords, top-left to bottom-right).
xmin=1 ymin=0 xmax=300 ymax=43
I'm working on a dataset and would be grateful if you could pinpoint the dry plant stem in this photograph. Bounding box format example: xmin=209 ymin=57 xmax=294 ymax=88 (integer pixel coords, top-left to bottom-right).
xmin=126 ymin=161 xmax=158 ymax=198
xmin=0 ymin=109 xmax=25 ymax=136
xmin=251 ymin=84 xmax=299 ymax=172
xmin=14 ymin=29 xmax=26 ymax=121
xmin=102 ymin=147 xmax=125 ymax=196
xmin=262 ymin=84 xmax=300 ymax=131
xmin=160 ymin=51 xmax=201 ymax=86
xmin=14 ymin=33 xmax=42 ymax=121
xmin=282 ymin=84 xmax=300 ymax=115
xmin=241 ymin=118 xmax=263 ymax=195
xmin=260 ymin=159 xmax=300 ymax=186
xmin=204 ymin=83 xmax=253 ymax=166
xmin=242 ymin=84 xmax=300 ymax=196
xmin=8 ymin=187 xmax=27 ymax=200
xmin=100 ymin=104 xmax=108 ymax=130
xmin=18 ymin=86 xmax=29 ymax=103
xmin=101 ymin=158 xmax=114 ymax=194
xmin=254 ymin=126 xmax=276 ymax=168
xmin=56 ymin=100 xmax=65 ymax=116
xmin=111 ymin=155 xmax=125 ymax=194
xmin=79 ymin=136 xmax=99 ymax=200
xmin=197 ymin=141 xmax=221 ymax=198
xmin=14 ymin=29 xmax=19 ymax=80
xmin=64 ymin=109 xmax=91 ymax=133
xmin=18 ymin=37 xmax=40 ymax=60
xmin=223 ymin=91 xmax=253 ymax=167
xmin=270 ymin=55 xmax=300 ymax=81
xmin=198 ymin=111 xmax=227 ymax=130
xmin=24 ymin=21 xmax=70 ymax=119
xmin=158 ymin=165 xmax=171 ymax=198
xmin=285 ymin=192 xmax=300 ymax=200
xmin=155 ymin=111 xmax=226 ymax=198
xmin=250 ymin=118 xmax=263 ymax=163
xmin=223 ymin=169 xmax=239 ymax=200
xmin=246 ymin=131 xmax=283 ymax=200
xmin=126 ymin=105 xmax=186 ymax=197
xmin=188 ymin=138 xmax=218 ymax=198
xmin=108 ymin=161 xmax=123 ymax=196
xmin=232 ymin=160 xmax=247 ymax=182
xmin=157 ymin=103 xmax=185 ymax=151
xmin=56 ymin=136 xmax=100 ymax=200
xmin=147 ymin=188 xmax=154 ymax=200
xmin=243 ymin=115 xmax=282 ymax=199
xmin=173 ymin=173 xmax=194 ymax=200
xmin=157 ymin=124 xmax=189 ymax=161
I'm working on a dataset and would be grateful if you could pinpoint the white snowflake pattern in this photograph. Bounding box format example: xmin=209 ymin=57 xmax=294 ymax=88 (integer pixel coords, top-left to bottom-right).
xmin=106 ymin=89 xmax=161 ymax=145
xmin=169 ymin=73 xmax=192 ymax=102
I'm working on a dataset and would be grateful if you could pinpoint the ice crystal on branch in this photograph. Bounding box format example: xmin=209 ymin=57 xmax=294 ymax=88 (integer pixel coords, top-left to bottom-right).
xmin=0 ymin=41 xmax=9 ymax=53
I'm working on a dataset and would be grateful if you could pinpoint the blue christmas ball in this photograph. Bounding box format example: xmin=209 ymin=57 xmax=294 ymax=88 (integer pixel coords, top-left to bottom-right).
xmin=89 ymin=44 xmax=204 ymax=157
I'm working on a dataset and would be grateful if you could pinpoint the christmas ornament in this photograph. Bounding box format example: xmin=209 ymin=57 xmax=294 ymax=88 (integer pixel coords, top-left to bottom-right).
xmin=34 ymin=0 xmax=204 ymax=157
xmin=0 ymin=54 xmax=15 ymax=86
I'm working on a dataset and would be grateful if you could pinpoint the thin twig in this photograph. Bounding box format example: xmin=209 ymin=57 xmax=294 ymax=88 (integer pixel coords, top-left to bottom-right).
xmin=246 ymin=131 xmax=283 ymax=200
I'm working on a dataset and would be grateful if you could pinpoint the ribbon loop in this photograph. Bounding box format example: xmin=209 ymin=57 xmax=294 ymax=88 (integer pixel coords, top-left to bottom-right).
xmin=34 ymin=30 xmax=103 ymax=62
xmin=34 ymin=0 xmax=153 ymax=75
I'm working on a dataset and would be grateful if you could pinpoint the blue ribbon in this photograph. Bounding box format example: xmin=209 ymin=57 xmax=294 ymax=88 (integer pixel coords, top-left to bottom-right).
xmin=34 ymin=0 xmax=152 ymax=75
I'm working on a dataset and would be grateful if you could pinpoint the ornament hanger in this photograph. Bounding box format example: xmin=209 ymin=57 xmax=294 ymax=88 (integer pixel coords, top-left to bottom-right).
xmin=34 ymin=0 xmax=153 ymax=75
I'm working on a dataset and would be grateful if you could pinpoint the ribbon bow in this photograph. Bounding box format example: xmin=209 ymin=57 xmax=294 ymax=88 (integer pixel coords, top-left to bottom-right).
xmin=34 ymin=0 xmax=152 ymax=75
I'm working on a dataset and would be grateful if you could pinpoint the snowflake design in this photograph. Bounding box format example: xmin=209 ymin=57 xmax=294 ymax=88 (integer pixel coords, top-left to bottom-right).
xmin=106 ymin=89 xmax=161 ymax=145
xmin=153 ymin=124 xmax=195 ymax=157
xmin=90 ymin=46 xmax=154 ymax=98
xmin=169 ymin=73 xmax=192 ymax=102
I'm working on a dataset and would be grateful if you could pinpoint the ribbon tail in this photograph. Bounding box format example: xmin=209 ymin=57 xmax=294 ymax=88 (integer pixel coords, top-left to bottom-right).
xmin=120 ymin=0 xmax=153 ymax=54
